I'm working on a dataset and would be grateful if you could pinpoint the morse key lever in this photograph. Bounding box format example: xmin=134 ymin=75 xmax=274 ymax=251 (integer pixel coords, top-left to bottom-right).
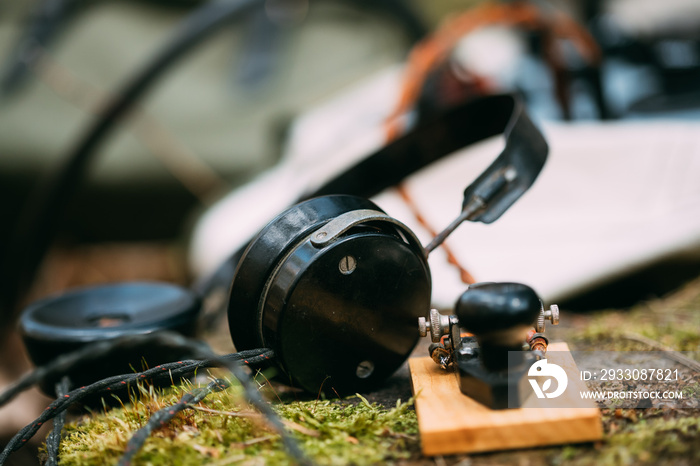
xmin=419 ymin=282 xmax=560 ymax=409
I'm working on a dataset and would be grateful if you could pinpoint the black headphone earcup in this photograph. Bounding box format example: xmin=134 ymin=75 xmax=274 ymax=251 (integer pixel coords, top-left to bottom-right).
xmin=228 ymin=195 xmax=431 ymax=395
xmin=228 ymin=195 xmax=379 ymax=352
xmin=19 ymin=282 xmax=200 ymax=396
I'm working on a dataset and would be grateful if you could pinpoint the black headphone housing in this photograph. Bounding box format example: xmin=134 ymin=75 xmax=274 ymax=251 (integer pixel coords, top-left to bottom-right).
xmin=228 ymin=195 xmax=431 ymax=395
xmin=20 ymin=282 xmax=200 ymax=393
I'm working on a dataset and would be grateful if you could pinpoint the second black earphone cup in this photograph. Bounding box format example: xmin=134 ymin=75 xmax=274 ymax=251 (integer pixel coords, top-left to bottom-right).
xmin=19 ymin=282 xmax=201 ymax=397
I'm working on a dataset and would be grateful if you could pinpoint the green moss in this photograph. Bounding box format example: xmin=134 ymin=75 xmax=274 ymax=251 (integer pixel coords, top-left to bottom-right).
xmin=602 ymin=416 xmax=700 ymax=465
xmin=550 ymin=276 xmax=700 ymax=466
xmin=551 ymin=414 xmax=700 ymax=466
xmin=568 ymin=276 xmax=700 ymax=358
xmin=53 ymin=380 xmax=419 ymax=465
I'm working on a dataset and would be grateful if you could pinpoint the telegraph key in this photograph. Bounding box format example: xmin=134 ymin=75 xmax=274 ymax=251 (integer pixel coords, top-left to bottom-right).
xmin=419 ymin=282 xmax=560 ymax=409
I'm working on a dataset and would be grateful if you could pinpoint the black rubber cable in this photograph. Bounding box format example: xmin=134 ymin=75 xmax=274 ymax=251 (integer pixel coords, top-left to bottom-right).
xmin=0 ymin=337 xmax=270 ymax=409
xmin=0 ymin=349 xmax=273 ymax=446
xmin=43 ymin=376 xmax=70 ymax=466
xmin=0 ymin=332 xmax=309 ymax=465
xmin=0 ymin=354 xmax=271 ymax=464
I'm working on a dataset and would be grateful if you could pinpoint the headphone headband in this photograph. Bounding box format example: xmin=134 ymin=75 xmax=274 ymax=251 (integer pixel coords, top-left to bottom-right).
xmin=304 ymin=94 xmax=545 ymax=205
xmin=199 ymin=93 xmax=547 ymax=300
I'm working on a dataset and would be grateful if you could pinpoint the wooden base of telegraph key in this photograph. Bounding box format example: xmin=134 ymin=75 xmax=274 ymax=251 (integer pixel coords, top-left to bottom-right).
xmin=409 ymin=342 xmax=602 ymax=456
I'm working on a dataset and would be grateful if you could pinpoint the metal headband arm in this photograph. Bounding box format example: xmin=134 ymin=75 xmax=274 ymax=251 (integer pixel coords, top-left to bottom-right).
xmin=306 ymin=94 xmax=548 ymax=254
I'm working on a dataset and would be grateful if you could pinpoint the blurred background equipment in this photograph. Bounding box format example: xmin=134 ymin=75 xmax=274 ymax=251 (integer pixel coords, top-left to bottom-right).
xmin=0 ymin=0 xmax=425 ymax=249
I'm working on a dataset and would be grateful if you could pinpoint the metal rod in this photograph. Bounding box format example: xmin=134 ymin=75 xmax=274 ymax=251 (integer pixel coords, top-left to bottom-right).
xmin=424 ymin=197 xmax=484 ymax=255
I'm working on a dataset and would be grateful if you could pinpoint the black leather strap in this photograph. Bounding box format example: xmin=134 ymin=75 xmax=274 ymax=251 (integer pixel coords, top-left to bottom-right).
xmin=306 ymin=95 xmax=536 ymax=198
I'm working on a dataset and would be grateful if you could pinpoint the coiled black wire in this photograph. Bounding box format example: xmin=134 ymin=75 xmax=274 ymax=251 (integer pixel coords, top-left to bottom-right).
xmin=0 ymin=337 xmax=271 ymax=409
xmin=0 ymin=332 xmax=310 ymax=465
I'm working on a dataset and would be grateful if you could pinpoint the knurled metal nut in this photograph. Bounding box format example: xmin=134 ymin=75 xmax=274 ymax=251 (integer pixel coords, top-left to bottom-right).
xmin=536 ymin=313 xmax=544 ymax=333
xmin=429 ymin=309 xmax=442 ymax=342
xmin=536 ymin=301 xmax=545 ymax=333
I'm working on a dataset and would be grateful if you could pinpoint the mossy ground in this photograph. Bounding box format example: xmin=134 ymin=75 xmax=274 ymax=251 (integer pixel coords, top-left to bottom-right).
xmin=51 ymin=276 xmax=700 ymax=465
xmin=545 ymin=274 xmax=700 ymax=466
xmin=49 ymin=380 xmax=419 ymax=465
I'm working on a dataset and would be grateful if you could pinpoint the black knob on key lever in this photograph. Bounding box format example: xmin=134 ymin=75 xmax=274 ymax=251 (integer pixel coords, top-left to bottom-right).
xmin=456 ymin=282 xmax=541 ymax=371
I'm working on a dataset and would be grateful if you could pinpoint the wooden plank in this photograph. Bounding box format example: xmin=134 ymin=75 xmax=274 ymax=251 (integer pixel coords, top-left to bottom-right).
xmin=409 ymin=342 xmax=602 ymax=456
